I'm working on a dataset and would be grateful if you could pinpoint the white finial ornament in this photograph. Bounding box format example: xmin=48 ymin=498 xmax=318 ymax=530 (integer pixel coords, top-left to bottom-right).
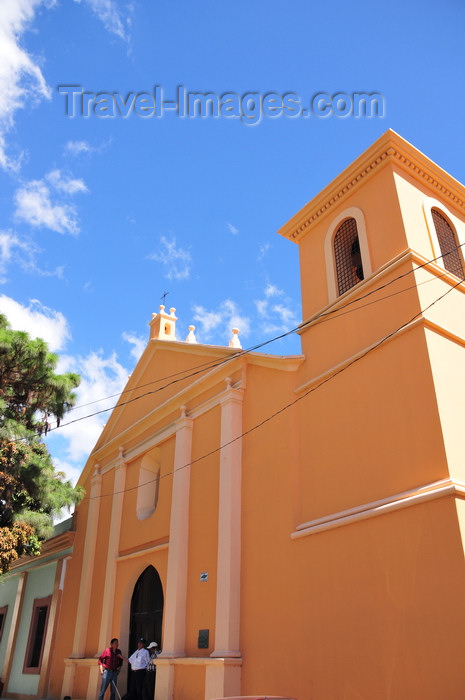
xmin=229 ymin=327 xmax=241 ymax=348
xmin=185 ymin=325 xmax=197 ymax=343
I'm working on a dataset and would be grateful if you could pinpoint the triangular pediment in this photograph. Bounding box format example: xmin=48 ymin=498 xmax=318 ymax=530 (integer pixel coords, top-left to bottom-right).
xmin=78 ymin=337 xmax=242 ymax=485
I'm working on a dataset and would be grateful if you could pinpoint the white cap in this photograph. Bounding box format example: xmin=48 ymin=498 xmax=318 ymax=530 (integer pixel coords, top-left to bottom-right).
xmin=147 ymin=642 xmax=158 ymax=649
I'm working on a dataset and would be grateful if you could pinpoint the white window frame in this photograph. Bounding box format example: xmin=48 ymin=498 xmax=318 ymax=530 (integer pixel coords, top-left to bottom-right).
xmin=324 ymin=207 xmax=371 ymax=303
xmin=422 ymin=197 xmax=465 ymax=275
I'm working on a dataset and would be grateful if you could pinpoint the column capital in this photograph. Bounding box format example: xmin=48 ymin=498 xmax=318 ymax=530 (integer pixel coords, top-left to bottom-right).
xmin=220 ymin=381 xmax=244 ymax=407
xmin=116 ymin=447 xmax=127 ymax=471
xmin=175 ymin=405 xmax=194 ymax=430
xmin=90 ymin=465 xmax=102 ymax=489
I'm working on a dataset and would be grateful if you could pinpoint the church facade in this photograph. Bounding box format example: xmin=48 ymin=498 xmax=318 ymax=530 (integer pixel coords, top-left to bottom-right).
xmin=2 ymin=130 xmax=465 ymax=700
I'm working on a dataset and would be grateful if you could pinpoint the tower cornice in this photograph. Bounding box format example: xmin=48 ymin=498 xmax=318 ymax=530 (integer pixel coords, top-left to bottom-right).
xmin=279 ymin=129 xmax=465 ymax=243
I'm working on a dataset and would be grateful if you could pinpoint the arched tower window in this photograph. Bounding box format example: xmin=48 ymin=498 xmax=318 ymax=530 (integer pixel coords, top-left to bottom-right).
xmin=334 ymin=217 xmax=364 ymax=295
xmin=431 ymin=208 xmax=465 ymax=280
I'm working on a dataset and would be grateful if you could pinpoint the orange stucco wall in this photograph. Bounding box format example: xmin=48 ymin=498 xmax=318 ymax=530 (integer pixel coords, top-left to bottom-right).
xmin=43 ymin=132 xmax=465 ymax=700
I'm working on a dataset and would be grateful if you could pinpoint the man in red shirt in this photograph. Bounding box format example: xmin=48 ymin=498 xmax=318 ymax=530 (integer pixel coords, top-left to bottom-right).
xmin=98 ymin=638 xmax=124 ymax=700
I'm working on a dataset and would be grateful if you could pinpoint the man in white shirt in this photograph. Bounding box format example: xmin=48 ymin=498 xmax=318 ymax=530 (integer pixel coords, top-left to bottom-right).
xmin=144 ymin=642 xmax=159 ymax=700
xmin=128 ymin=638 xmax=150 ymax=700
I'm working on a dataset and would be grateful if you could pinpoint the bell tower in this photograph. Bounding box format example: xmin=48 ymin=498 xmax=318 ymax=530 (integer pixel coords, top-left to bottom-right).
xmin=149 ymin=305 xmax=177 ymax=341
xmin=279 ymin=129 xmax=465 ymax=380
xmin=278 ymin=129 xmax=465 ymax=517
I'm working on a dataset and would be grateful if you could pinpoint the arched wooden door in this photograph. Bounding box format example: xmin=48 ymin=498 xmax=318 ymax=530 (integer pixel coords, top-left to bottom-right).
xmin=128 ymin=566 xmax=164 ymax=695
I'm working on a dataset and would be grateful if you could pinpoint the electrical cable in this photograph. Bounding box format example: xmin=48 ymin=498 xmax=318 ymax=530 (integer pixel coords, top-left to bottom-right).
xmin=80 ymin=275 xmax=463 ymax=502
xmin=3 ymin=245 xmax=464 ymax=448
xmin=51 ymin=244 xmax=465 ymax=431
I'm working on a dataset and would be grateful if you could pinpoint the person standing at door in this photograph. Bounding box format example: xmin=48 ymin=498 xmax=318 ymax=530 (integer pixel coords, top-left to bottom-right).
xmin=98 ymin=638 xmax=124 ymax=700
xmin=143 ymin=642 xmax=159 ymax=700
xmin=128 ymin=638 xmax=150 ymax=700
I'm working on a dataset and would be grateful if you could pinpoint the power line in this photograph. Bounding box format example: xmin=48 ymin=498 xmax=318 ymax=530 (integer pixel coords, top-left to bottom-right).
xmin=81 ymin=275 xmax=463 ymax=503
xmin=3 ymin=246 xmax=462 ymax=450
xmin=63 ymin=243 xmax=465 ymax=418
xmin=52 ymin=246 xmax=463 ymax=432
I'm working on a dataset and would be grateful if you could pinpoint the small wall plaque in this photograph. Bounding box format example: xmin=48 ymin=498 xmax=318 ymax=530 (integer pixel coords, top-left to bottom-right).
xmin=198 ymin=629 xmax=209 ymax=649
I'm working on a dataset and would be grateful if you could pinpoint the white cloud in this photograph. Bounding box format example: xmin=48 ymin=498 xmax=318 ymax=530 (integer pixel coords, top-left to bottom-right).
xmin=65 ymin=140 xmax=94 ymax=156
xmin=272 ymin=303 xmax=299 ymax=327
xmin=148 ymin=236 xmax=192 ymax=281
xmin=55 ymin=350 xmax=130 ymax=463
xmin=254 ymin=285 xmax=300 ymax=335
xmin=47 ymin=169 xmax=88 ymax=194
xmin=0 ymin=229 xmax=64 ymax=281
xmin=0 ymin=294 xmax=71 ymax=351
xmin=52 ymin=457 xmax=84 ymax=488
xmin=0 ymin=230 xmax=18 ymax=265
xmin=255 ymin=299 xmax=268 ymax=316
xmin=14 ymin=169 xmax=88 ymax=234
xmin=14 ymin=180 xmax=78 ymax=233
xmin=0 ymin=0 xmax=52 ymax=171
xmin=73 ymin=0 xmax=130 ymax=41
xmin=226 ymin=222 xmax=239 ymax=235
xmin=0 ymin=230 xmax=27 ymax=282
xmin=264 ymin=283 xmax=283 ymax=298
xmin=122 ymin=331 xmax=146 ymax=362
xmin=192 ymin=299 xmax=250 ymax=344
xmin=191 ymin=307 xmax=222 ymax=335
xmin=64 ymin=138 xmax=112 ymax=157
xmin=258 ymin=242 xmax=271 ymax=260
xmin=0 ymin=1 xmax=127 ymax=171
xmin=0 ymin=293 xmax=130 ymax=481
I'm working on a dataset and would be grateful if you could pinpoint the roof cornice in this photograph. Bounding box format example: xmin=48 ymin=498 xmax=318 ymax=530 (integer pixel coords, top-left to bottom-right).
xmin=9 ymin=531 xmax=75 ymax=572
xmin=279 ymin=129 xmax=465 ymax=243
xmin=79 ymin=348 xmax=304 ymax=477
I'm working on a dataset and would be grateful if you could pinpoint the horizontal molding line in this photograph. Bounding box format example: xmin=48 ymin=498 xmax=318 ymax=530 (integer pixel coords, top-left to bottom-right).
xmin=155 ymin=656 xmax=242 ymax=667
xmin=116 ymin=541 xmax=169 ymax=562
xmin=423 ymin=317 xmax=465 ymax=349
xmin=294 ymin=316 xmax=423 ymax=396
xmin=291 ymin=478 xmax=465 ymax=539
xmin=65 ymin=656 xmax=98 ymax=665
xmin=10 ymin=546 xmax=74 ymax=574
xmin=297 ymin=247 xmax=414 ymax=336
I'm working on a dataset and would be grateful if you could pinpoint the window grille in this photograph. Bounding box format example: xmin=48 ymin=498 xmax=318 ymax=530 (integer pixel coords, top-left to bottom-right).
xmin=431 ymin=209 xmax=465 ymax=280
xmin=334 ymin=218 xmax=364 ymax=295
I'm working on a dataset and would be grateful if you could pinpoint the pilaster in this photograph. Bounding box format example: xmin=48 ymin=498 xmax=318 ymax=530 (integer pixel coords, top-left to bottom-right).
xmin=1 ymin=572 xmax=26 ymax=688
xmin=211 ymin=378 xmax=243 ymax=659
xmin=98 ymin=448 xmax=127 ymax=651
xmin=71 ymin=466 xmax=102 ymax=658
xmin=160 ymin=408 xmax=193 ymax=655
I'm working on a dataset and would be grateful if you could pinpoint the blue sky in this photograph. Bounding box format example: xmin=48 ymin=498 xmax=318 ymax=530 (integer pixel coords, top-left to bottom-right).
xmin=1 ymin=0 xmax=464 ymax=484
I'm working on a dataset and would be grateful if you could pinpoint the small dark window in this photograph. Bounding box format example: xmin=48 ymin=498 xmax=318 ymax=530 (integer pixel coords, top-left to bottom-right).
xmin=0 ymin=605 xmax=7 ymax=643
xmin=334 ymin=218 xmax=364 ymax=295
xmin=23 ymin=596 xmax=51 ymax=674
xmin=431 ymin=209 xmax=465 ymax=280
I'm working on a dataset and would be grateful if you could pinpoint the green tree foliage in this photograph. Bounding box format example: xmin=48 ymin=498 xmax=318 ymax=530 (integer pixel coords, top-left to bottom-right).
xmin=0 ymin=314 xmax=83 ymax=574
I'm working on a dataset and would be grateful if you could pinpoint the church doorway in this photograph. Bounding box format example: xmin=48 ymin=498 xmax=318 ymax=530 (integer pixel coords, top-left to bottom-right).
xmin=128 ymin=566 xmax=164 ymax=696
